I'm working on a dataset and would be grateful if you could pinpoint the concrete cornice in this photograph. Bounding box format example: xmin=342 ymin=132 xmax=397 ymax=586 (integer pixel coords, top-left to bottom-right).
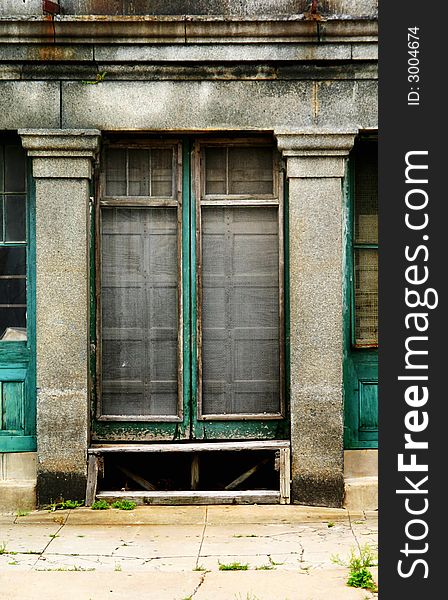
xmin=0 ymin=15 xmax=377 ymax=45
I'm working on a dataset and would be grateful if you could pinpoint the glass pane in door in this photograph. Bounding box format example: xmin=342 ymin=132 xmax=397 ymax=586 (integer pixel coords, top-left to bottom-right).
xmin=101 ymin=207 xmax=179 ymax=417
xmin=201 ymin=206 xmax=280 ymax=416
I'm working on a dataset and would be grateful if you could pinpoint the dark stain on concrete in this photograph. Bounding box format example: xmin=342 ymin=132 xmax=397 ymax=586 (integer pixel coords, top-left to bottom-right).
xmin=291 ymin=472 xmax=345 ymax=508
xmin=37 ymin=471 xmax=87 ymax=506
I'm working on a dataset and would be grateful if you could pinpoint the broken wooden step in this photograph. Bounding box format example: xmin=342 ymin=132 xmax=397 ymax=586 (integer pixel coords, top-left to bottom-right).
xmin=86 ymin=440 xmax=290 ymax=506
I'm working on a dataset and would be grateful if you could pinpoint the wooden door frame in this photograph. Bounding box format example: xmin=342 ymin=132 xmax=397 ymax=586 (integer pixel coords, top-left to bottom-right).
xmin=90 ymin=138 xmax=191 ymax=442
xmin=90 ymin=134 xmax=290 ymax=443
xmin=190 ymin=138 xmax=288 ymax=440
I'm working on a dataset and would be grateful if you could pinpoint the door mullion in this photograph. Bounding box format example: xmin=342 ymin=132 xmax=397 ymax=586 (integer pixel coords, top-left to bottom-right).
xmin=180 ymin=138 xmax=192 ymax=439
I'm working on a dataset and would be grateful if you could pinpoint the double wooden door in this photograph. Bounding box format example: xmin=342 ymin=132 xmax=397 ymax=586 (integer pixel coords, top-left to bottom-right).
xmin=91 ymin=137 xmax=288 ymax=443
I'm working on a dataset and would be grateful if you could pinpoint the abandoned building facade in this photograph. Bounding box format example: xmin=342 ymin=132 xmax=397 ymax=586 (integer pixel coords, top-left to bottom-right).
xmin=0 ymin=0 xmax=378 ymax=510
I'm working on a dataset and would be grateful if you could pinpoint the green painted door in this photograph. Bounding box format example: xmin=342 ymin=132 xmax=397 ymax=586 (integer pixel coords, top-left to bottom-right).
xmin=0 ymin=136 xmax=36 ymax=453
xmin=91 ymin=137 xmax=289 ymax=443
xmin=344 ymin=138 xmax=378 ymax=449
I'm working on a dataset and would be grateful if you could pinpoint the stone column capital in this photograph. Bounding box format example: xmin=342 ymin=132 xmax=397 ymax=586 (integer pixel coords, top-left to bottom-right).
xmin=274 ymin=129 xmax=358 ymax=178
xmin=19 ymin=129 xmax=101 ymax=179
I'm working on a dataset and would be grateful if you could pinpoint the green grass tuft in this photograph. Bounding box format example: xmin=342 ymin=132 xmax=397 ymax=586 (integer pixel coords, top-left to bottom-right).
xmin=332 ymin=544 xmax=378 ymax=593
xmin=219 ymin=561 xmax=249 ymax=571
xmin=111 ymin=500 xmax=136 ymax=511
xmin=91 ymin=499 xmax=110 ymax=510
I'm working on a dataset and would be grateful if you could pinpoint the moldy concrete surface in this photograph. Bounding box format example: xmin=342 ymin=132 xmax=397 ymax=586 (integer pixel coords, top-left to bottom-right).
xmin=0 ymin=505 xmax=378 ymax=599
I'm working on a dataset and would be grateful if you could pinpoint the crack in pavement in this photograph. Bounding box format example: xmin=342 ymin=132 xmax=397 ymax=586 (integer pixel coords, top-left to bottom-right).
xmin=31 ymin=510 xmax=70 ymax=569
xmin=195 ymin=506 xmax=208 ymax=569
xmin=190 ymin=572 xmax=207 ymax=598
xmin=347 ymin=511 xmax=362 ymax=554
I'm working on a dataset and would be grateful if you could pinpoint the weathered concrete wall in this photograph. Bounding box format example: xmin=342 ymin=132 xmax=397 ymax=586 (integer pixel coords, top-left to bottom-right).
xmin=0 ymin=0 xmax=378 ymax=17
xmin=0 ymin=0 xmax=42 ymax=16
xmin=0 ymin=79 xmax=377 ymax=132
xmin=59 ymin=80 xmax=376 ymax=131
xmin=0 ymin=82 xmax=60 ymax=130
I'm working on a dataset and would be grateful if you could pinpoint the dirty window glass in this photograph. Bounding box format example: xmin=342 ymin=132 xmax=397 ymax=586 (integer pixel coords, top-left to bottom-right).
xmin=205 ymin=146 xmax=274 ymax=196
xmin=0 ymin=141 xmax=27 ymax=342
xmin=105 ymin=148 xmax=174 ymax=198
xmin=201 ymin=206 xmax=280 ymax=415
xmin=101 ymin=208 xmax=178 ymax=416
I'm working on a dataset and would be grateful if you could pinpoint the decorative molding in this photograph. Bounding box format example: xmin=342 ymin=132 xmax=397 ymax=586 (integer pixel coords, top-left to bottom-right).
xmin=275 ymin=129 xmax=357 ymax=156
xmin=0 ymin=16 xmax=377 ymax=45
xmin=275 ymin=129 xmax=357 ymax=178
xmin=19 ymin=129 xmax=101 ymax=178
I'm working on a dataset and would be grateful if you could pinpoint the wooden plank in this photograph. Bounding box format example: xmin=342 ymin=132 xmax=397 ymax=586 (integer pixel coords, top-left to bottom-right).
xmin=89 ymin=440 xmax=290 ymax=454
xmin=100 ymin=198 xmax=178 ymax=208
xmin=279 ymin=447 xmax=291 ymax=505
xmin=85 ymin=455 xmax=99 ymax=507
xmin=190 ymin=454 xmax=200 ymax=491
xmin=97 ymin=490 xmax=280 ymax=505
xmin=201 ymin=199 xmax=279 ymax=206
xmin=116 ymin=464 xmax=156 ymax=491
xmin=225 ymin=458 xmax=269 ymax=491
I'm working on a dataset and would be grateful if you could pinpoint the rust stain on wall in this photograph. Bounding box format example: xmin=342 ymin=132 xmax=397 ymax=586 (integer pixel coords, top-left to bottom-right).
xmin=36 ymin=45 xmax=77 ymax=61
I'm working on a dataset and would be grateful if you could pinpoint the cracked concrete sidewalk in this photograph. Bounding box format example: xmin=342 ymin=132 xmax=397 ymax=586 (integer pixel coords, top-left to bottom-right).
xmin=0 ymin=505 xmax=378 ymax=599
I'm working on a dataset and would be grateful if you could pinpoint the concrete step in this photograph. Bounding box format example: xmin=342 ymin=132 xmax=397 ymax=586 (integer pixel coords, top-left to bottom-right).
xmin=343 ymin=476 xmax=378 ymax=511
xmin=0 ymin=480 xmax=36 ymax=513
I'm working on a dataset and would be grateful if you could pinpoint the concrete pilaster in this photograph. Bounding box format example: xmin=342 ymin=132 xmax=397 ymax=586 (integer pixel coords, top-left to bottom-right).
xmin=276 ymin=129 xmax=357 ymax=507
xmin=19 ymin=129 xmax=100 ymax=505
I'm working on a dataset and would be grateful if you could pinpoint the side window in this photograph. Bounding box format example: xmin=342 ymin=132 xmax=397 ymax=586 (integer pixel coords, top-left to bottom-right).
xmin=0 ymin=140 xmax=28 ymax=342
xmin=353 ymin=140 xmax=378 ymax=348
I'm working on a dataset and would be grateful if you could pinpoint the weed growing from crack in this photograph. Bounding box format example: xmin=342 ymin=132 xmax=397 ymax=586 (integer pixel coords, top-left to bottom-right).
xmin=332 ymin=544 xmax=378 ymax=592
xmin=255 ymin=564 xmax=274 ymax=570
xmin=46 ymin=499 xmax=84 ymax=512
xmin=37 ymin=566 xmax=95 ymax=572
xmin=219 ymin=561 xmax=249 ymax=571
xmin=81 ymin=72 xmax=107 ymax=85
xmin=268 ymin=556 xmax=284 ymax=566
xmin=91 ymin=499 xmax=110 ymax=510
xmin=16 ymin=510 xmax=30 ymax=517
xmin=0 ymin=542 xmax=7 ymax=555
xmin=327 ymin=522 xmax=335 ymax=528
xmin=111 ymin=500 xmax=136 ymax=511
